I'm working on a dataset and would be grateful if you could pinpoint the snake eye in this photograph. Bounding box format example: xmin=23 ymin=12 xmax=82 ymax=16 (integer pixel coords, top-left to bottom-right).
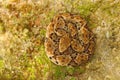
xmin=49 ymin=57 xmax=52 ymax=59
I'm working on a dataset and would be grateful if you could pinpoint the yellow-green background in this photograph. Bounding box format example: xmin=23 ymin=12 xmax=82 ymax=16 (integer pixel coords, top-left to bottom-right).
xmin=0 ymin=0 xmax=120 ymax=80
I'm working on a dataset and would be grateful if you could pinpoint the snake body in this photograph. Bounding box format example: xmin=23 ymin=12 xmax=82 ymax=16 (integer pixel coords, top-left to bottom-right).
xmin=45 ymin=13 xmax=95 ymax=66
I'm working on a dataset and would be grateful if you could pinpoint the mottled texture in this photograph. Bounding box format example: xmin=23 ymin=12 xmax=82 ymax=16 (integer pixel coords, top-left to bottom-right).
xmin=45 ymin=13 xmax=95 ymax=66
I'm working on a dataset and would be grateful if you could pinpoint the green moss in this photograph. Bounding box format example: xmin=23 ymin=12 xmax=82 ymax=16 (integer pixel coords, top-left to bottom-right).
xmin=0 ymin=60 xmax=4 ymax=69
xmin=27 ymin=67 xmax=36 ymax=80
xmin=0 ymin=0 xmax=120 ymax=80
xmin=47 ymin=9 xmax=56 ymax=20
xmin=39 ymin=29 xmax=46 ymax=37
xmin=53 ymin=66 xmax=66 ymax=80
xmin=67 ymin=66 xmax=75 ymax=75
xmin=70 ymin=77 xmax=76 ymax=80
xmin=0 ymin=23 xmax=5 ymax=33
xmin=75 ymin=67 xmax=85 ymax=73
xmin=75 ymin=1 xmax=101 ymax=17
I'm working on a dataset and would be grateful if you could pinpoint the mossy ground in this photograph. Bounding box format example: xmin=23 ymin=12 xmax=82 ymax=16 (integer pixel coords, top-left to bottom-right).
xmin=0 ymin=0 xmax=120 ymax=80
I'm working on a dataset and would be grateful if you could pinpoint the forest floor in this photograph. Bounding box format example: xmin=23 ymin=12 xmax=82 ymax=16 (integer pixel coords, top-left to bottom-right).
xmin=0 ymin=0 xmax=120 ymax=80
